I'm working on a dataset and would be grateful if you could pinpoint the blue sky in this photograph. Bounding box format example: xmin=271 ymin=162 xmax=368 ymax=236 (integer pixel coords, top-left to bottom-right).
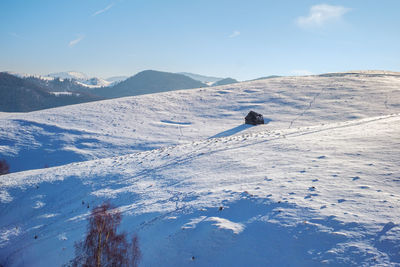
xmin=1 ymin=0 xmax=399 ymax=80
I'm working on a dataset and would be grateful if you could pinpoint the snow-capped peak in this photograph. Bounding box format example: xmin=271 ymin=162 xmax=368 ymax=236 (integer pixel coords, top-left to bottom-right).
xmin=47 ymin=71 xmax=89 ymax=81
xmin=45 ymin=71 xmax=113 ymax=88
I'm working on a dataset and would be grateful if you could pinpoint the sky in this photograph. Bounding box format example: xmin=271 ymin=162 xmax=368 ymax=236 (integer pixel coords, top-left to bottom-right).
xmin=0 ymin=0 xmax=399 ymax=80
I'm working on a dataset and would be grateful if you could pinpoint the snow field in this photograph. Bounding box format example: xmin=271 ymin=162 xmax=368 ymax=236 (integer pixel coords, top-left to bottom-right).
xmin=1 ymin=71 xmax=400 ymax=266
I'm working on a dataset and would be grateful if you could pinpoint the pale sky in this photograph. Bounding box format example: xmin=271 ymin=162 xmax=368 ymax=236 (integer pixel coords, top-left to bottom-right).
xmin=1 ymin=0 xmax=399 ymax=80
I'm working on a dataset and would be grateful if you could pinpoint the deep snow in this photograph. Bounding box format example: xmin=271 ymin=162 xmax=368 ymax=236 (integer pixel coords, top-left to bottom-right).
xmin=1 ymin=71 xmax=400 ymax=266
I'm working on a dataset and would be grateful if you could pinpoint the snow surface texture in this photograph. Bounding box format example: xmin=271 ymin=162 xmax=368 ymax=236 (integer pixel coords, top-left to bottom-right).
xmin=1 ymin=71 xmax=400 ymax=266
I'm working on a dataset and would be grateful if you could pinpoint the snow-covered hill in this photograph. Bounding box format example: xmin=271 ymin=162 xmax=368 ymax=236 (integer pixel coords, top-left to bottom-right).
xmin=104 ymin=76 xmax=128 ymax=85
xmin=46 ymin=72 xmax=112 ymax=88
xmin=7 ymin=71 xmax=126 ymax=88
xmin=1 ymin=71 xmax=400 ymax=266
xmin=47 ymin=71 xmax=90 ymax=81
xmin=1 ymin=71 xmax=399 ymax=172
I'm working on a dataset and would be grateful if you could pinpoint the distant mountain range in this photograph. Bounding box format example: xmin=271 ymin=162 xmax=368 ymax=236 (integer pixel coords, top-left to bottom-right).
xmin=104 ymin=76 xmax=129 ymax=84
xmin=0 ymin=70 xmax=240 ymax=112
xmin=45 ymin=71 xmax=127 ymax=88
xmin=47 ymin=71 xmax=89 ymax=81
xmin=0 ymin=72 xmax=102 ymax=112
xmin=178 ymin=72 xmax=223 ymax=84
xmin=249 ymin=75 xmax=281 ymax=81
xmin=178 ymin=72 xmax=240 ymax=86
xmin=212 ymin=77 xmax=238 ymax=86
xmin=94 ymin=70 xmax=208 ymax=98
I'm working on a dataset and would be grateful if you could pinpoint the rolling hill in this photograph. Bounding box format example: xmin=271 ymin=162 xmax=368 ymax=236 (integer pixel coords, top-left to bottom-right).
xmin=1 ymin=71 xmax=400 ymax=266
xmin=178 ymin=72 xmax=223 ymax=83
xmin=94 ymin=70 xmax=208 ymax=98
xmin=0 ymin=72 xmax=102 ymax=112
xmin=212 ymin=77 xmax=238 ymax=86
xmin=0 ymin=70 xmax=210 ymax=112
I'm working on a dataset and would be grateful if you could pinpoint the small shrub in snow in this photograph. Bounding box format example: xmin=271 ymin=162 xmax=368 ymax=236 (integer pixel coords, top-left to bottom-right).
xmin=68 ymin=201 xmax=141 ymax=267
xmin=0 ymin=159 xmax=10 ymax=175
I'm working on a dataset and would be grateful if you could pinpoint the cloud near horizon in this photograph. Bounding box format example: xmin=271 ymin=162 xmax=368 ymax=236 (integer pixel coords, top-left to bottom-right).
xmin=297 ymin=4 xmax=350 ymax=28
xmin=92 ymin=3 xmax=115 ymax=16
xmin=69 ymin=35 xmax=85 ymax=47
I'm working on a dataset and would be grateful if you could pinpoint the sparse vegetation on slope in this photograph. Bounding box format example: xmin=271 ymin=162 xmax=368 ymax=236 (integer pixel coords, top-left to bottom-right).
xmin=67 ymin=202 xmax=141 ymax=267
xmin=0 ymin=159 xmax=9 ymax=175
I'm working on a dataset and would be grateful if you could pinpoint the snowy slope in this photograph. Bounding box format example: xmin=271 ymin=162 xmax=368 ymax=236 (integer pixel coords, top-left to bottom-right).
xmin=75 ymin=78 xmax=111 ymax=88
xmin=1 ymin=71 xmax=399 ymax=172
xmin=1 ymin=71 xmax=400 ymax=266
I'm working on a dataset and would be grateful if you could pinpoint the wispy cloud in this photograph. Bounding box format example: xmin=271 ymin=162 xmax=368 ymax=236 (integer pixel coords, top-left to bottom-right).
xmin=92 ymin=3 xmax=115 ymax=16
xmin=69 ymin=35 xmax=85 ymax=47
xmin=296 ymin=4 xmax=350 ymax=28
xmin=229 ymin=31 xmax=240 ymax=38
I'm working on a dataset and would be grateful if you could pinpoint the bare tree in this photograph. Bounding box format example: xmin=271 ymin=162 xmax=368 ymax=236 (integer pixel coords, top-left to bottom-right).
xmin=131 ymin=235 xmax=141 ymax=267
xmin=69 ymin=202 xmax=141 ymax=267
